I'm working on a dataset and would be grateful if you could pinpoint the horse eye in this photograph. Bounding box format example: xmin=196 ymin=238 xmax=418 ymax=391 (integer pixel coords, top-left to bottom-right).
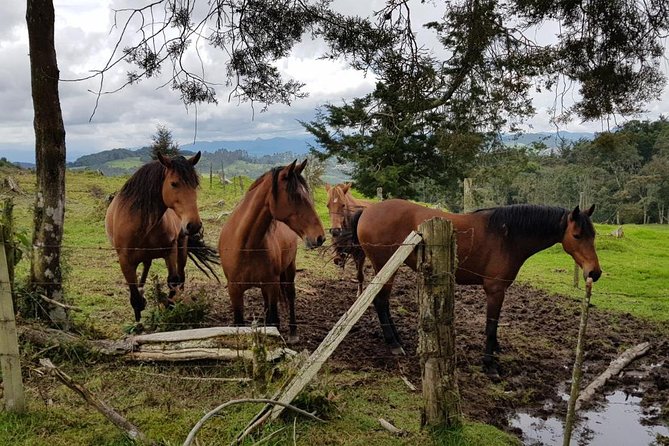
xmin=573 ymin=234 xmax=582 ymax=240
xmin=171 ymin=182 xmax=179 ymax=188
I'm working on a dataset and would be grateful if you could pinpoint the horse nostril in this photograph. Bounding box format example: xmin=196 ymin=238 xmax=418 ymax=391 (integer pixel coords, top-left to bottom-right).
xmin=317 ymin=235 xmax=325 ymax=247
xmin=330 ymin=228 xmax=341 ymax=237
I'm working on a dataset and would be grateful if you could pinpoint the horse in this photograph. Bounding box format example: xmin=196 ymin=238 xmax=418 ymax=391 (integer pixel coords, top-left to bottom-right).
xmin=325 ymin=183 xmax=371 ymax=294
xmin=106 ymin=152 xmax=218 ymax=322
xmin=350 ymin=199 xmax=602 ymax=377
xmin=218 ymin=160 xmax=325 ymax=343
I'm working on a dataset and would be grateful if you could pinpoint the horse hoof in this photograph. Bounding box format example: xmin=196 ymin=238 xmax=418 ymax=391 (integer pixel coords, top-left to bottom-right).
xmin=287 ymin=335 xmax=299 ymax=345
xmin=391 ymin=346 xmax=406 ymax=356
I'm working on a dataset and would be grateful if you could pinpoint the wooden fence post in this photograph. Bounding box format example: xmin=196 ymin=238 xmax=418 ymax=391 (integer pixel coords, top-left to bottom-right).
xmin=376 ymin=187 xmax=383 ymax=200
xmin=209 ymin=163 xmax=213 ymax=189
xmin=417 ymin=218 xmax=461 ymax=429
xmin=0 ymin=224 xmax=25 ymax=412
xmin=573 ymin=192 xmax=586 ymax=288
xmin=563 ymin=278 xmax=593 ymax=445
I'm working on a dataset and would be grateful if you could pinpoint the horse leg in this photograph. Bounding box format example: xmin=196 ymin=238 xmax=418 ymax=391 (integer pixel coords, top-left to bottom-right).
xmin=120 ymin=260 xmax=146 ymax=322
xmin=138 ymin=260 xmax=152 ymax=297
xmin=228 ymin=284 xmax=245 ymax=326
xmin=165 ymin=246 xmax=181 ymax=307
xmin=355 ymin=253 xmax=365 ymax=297
xmin=177 ymin=234 xmax=188 ymax=288
xmin=482 ymin=282 xmax=506 ymax=378
xmin=281 ymin=262 xmax=298 ymax=344
xmin=372 ymin=279 xmax=404 ymax=355
xmin=261 ymin=283 xmax=282 ymax=328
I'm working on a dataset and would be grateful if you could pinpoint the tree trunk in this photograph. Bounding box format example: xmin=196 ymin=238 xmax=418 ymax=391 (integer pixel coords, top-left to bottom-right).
xmin=26 ymin=0 xmax=68 ymax=327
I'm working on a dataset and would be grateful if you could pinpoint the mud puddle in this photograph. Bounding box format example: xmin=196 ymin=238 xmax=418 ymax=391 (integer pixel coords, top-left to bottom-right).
xmin=511 ymin=390 xmax=669 ymax=445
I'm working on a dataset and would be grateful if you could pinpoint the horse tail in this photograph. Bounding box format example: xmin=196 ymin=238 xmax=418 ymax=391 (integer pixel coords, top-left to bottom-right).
xmin=350 ymin=209 xmax=363 ymax=247
xmin=187 ymin=233 xmax=221 ymax=282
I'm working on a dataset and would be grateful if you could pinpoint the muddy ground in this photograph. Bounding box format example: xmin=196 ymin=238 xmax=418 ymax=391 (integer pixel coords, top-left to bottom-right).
xmin=204 ymin=264 xmax=669 ymax=436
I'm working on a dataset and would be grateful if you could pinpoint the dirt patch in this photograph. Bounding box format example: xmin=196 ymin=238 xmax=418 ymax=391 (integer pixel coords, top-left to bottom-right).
xmin=204 ymin=265 xmax=669 ymax=434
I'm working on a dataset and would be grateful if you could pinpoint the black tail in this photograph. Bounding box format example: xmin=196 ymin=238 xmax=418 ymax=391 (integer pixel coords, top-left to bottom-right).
xmin=187 ymin=233 xmax=220 ymax=282
xmin=350 ymin=210 xmax=363 ymax=246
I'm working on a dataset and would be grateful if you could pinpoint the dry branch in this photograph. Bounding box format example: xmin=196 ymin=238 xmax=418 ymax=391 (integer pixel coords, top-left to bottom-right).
xmin=182 ymin=398 xmax=324 ymax=446
xmin=575 ymin=342 xmax=651 ymax=411
xmin=379 ymin=418 xmax=406 ymax=436
xmin=39 ymin=358 xmax=153 ymax=445
xmin=40 ymin=294 xmax=82 ymax=312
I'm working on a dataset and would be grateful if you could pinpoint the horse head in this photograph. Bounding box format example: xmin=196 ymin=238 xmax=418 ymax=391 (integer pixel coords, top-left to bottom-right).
xmin=269 ymin=160 xmax=325 ymax=248
xmin=157 ymin=151 xmax=203 ymax=236
xmin=326 ymin=183 xmax=352 ymax=237
xmin=562 ymin=205 xmax=602 ymax=281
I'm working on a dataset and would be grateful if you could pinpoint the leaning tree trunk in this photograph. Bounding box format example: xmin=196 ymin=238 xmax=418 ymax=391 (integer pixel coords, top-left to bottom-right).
xmin=26 ymin=0 xmax=68 ymax=327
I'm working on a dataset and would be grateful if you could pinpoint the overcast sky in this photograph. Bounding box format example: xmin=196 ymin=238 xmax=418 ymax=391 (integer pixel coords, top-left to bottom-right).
xmin=1 ymin=0 xmax=668 ymax=163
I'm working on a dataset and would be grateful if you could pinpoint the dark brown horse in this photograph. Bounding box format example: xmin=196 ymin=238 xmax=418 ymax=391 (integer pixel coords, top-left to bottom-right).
xmin=351 ymin=199 xmax=602 ymax=376
xmin=106 ymin=152 xmax=217 ymax=322
xmin=218 ymin=160 xmax=325 ymax=343
xmin=325 ymin=183 xmax=371 ymax=294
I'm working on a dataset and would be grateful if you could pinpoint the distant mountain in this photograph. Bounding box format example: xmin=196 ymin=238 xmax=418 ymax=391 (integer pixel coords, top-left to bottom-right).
xmin=180 ymin=136 xmax=316 ymax=156
xmin=502 ymin=131 xmax=593 ymax=148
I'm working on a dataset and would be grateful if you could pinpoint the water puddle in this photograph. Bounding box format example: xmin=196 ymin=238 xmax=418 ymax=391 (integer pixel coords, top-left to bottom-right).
xmin=510 ymin=390 xmax=669 ymax=445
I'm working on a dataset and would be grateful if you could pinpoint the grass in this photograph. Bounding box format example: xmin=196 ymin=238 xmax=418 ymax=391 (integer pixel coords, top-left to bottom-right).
xmin=1 ymin=167 xmax=516 ymax=446
xmin=517 ymin=224 xmax=669 ymax=320
xmin=2 ymin=165 xmax=666 ymax=445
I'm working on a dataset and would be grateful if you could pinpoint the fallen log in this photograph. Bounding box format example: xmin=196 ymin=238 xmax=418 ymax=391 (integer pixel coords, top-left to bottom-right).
xmin=20 ymin=325 xmax=295 ymax=362
xmin=575 ymin=341 xmax=651 ymax=411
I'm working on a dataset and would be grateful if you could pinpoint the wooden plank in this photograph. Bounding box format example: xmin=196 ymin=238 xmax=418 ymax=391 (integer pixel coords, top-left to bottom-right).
xmin=132 ymin=326 xmax=281 ymax=344
xmin=0 ymin=227 xmax=25 ymax=412
xmin=127 ymin=347 xmax=296 ymax=362
xmin=266 ymin=230 xmax=423 ymax=421
xmin=417 ymin=218 xmax=461 ymax=428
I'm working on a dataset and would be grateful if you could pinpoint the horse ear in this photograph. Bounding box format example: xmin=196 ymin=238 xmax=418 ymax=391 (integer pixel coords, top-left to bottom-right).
xmin=295 ymin=159 xmax=308 ymax=175
xmin=341 ymin=183 xmax=351 ymax=194
xmin=325 ymin=183 xmax=331 ymax=191
xmin=189 ymin=151 xmax=201 ymax=166
xmin=285 ymin=159 xmax=298 ymax=175
xmin=586 ymin=204 xmax=595 ymax=217
xmin=571 ymin=206 xmax=580 ymax=220
xmin=157 ymin=152 xmax=171 ymax=168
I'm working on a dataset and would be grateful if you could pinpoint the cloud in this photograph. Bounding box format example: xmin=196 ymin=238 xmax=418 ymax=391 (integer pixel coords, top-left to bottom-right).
xmin=1 ymin=0 xmax=668 ymax=164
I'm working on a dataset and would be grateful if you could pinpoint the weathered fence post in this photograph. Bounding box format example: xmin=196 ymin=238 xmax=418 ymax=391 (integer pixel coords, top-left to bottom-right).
xmin=376 ymin=187 xmax=383 ymax=201
xmin=563 ymin=278 xmax=593 ymax=445
xmin=209 ymin=163 xmax=213 ymax=189
xmin=573 ymin=192 xmax=586 ymax=288
xmin=0 ymin=224 xmax=25 ymax=412
xmin=463 ymin=178 xmax=474 ymax=213
xmin=417 ymin=218 xmax=461 ymax=429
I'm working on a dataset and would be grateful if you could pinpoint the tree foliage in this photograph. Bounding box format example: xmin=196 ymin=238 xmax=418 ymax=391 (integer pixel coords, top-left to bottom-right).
xmin=150 ymin=124 xmax=180 ymax=159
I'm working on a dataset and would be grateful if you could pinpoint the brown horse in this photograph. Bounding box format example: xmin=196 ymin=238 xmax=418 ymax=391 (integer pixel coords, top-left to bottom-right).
xmin=218 ymin=160 xmax=325 ymax=342
xmin=325 ymin=183 xmax=371 ymax=293
xmin=351 ymin=199 xmax=602 ymax=376
xmin=106 ymin=152 xmax=217 ymax=322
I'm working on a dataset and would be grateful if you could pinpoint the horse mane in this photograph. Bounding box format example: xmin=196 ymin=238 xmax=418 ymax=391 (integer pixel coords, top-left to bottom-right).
xmin=480 ymin=204 xmax=595 ymax=240
xmin=117 ymin=157 xmax=199 ymax=223
xmin=248 ymin=166 xmax=310 ymax=202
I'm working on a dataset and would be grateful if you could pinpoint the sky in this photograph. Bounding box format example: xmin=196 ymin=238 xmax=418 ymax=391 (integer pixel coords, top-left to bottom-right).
xmin=1 ymin=0 xmax=668 ymax=163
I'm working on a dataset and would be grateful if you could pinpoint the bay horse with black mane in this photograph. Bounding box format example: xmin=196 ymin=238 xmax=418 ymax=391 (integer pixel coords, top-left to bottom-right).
xmin=106 ymin=152 xmax=218 ymax=322
xmin=350 ymin=199 xmax=602 ymax=377
xmin=218 ymin=160 xmax=325 ymax=343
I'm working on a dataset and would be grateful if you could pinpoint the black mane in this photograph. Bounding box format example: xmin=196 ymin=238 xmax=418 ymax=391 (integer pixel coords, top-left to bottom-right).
xmin=479 ymin=204 xmax=594 ymax=240
xmin=118 ymin=157 xmax=199 ymax=224
xmin=248 ymin=165 xmax=310 ymax=202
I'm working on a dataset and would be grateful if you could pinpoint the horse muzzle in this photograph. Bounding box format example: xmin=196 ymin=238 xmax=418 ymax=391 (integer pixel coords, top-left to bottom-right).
xmin=184 ymin=221 xmax=202 ymax=236
xmin=330 ymin=227 xmax=342 ymax=237
xmin=587 ymin=269 xmax=602 ymax=282
xmin=305 ymin=235 xmax=325 ymax=249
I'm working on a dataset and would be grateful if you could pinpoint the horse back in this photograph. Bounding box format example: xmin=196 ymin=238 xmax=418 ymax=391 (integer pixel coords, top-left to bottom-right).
xmin=356 ymin=199 xmax=500 ymax=285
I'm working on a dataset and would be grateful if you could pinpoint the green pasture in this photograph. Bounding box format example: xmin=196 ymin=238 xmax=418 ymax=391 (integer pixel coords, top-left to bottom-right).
xmin=517 ymin=224 xmax=669 ymax=320
xmin=1 ymin=165 xmax=668 ymax=445
xmin=1 ymin=166 xmax=519 ymax=446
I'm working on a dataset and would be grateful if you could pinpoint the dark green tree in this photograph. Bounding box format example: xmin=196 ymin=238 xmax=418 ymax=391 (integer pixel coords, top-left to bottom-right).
xmin=150 ymin=124 xmax=180 ymax=160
